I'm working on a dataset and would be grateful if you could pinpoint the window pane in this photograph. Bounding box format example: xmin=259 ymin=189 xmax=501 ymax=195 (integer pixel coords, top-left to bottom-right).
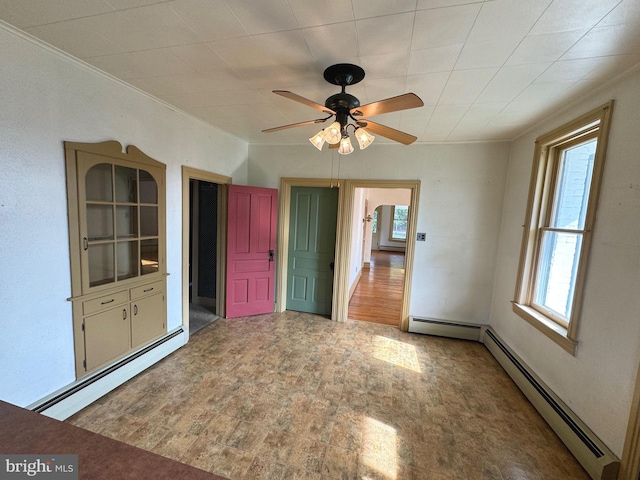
xmin=139 ymin=169 xmax=158 ymax=204
xmin=534 ymin=230 xmax=583 ymax=320
xmin=116 ymin=206 xmax=138 ymax=239
xmin=372 ymin=210 xmax=378 ymax=234
xmin=140 ymin=239 xmax=159 ymax=275
xmin=550 ymin=139 xmax=596 ymax=230
xmin=86 ymin=204 xmax=114 ymax=241
xmin=86 ymin=163 xmax=112 ymax=202
xmin=88 ymin=243 xmax=114 ymax=287
xmin=392 ymin=206 xmax=408 ymax=240
xmin=115 ymin=166 xmax=137 ymax=203
xmin=140 ymin=206 xmax=158 ymax=236
xmin=117 ymin=241 xmax=138 ymax=281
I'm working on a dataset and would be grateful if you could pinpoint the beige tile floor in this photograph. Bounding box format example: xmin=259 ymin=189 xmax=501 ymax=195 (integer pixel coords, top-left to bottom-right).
xmin=67 ymin=311 xmax=589 ymax=480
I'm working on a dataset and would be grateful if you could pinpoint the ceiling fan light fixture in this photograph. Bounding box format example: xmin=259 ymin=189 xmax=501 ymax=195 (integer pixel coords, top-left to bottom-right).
xmin=323 ymin=121 xmax=342 ymax=144
xmin=338 ymin=136 xmax=354 ymax=155
xmin=309 ymin=131 xmax=325 ymax=150
xmin=264 ymin=64 xmax=423 ymax=149
xmin=355 ymin=128 xmax=375 ymax=150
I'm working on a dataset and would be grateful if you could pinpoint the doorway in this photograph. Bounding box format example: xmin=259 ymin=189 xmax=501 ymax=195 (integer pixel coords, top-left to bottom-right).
xmin=189 ymin=179 xmax=219 ymax=334
xmin=181 ymin=167 xmax=231 ymax=336
xmin=276 ymin=178 xmax=420 ymax=331
xmin=348 ymin=195 xmax=411 ymax=327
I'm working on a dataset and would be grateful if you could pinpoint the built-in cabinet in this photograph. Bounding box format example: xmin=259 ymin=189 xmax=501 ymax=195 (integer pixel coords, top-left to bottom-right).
xmin=65 ymin=141 xmax=167 ymax=378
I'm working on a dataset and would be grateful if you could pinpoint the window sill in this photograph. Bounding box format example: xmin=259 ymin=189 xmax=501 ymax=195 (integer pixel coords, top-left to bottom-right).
xmin=512 ymin=302 xmax=578 ymax=356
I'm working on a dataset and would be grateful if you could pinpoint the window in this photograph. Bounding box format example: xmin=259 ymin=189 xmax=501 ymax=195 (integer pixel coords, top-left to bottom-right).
xmin=513 ymin=101 xmax=613 ymax=354
xmin=372 ymin=208 xmax=379 ymax=234
xmin=390 ymin=205 xmax=408 ymax=241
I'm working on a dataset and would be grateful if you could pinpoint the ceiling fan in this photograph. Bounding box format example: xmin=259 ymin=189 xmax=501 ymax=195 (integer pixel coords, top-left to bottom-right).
xmin=262 ymin=63 xmax=424 ymax=154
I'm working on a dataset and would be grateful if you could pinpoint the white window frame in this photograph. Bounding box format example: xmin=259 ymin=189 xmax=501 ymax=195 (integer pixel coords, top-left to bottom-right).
xmin=389 ymin=205 xmax=408 ymax=242
xmin=512 ymin=101 xmax=613 ymax=355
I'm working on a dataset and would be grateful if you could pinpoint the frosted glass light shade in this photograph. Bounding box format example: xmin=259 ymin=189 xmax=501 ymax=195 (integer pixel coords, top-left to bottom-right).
xmin=338 ymin=136 xmax=354 ymax=155
xmin=309 ymin=131 xmax=325 ymax=150
xmin=323 ymin=122 xmax=342 ymax=144
xmin=356 ymin=128 xmax=375 ymax=150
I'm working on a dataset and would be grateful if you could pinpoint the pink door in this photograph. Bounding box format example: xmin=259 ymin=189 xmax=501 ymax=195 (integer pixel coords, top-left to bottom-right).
xmin=226 ymin=185 xmax=278 ymax=318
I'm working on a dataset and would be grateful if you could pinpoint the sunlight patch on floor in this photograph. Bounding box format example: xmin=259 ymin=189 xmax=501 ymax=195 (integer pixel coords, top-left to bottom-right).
xmin=373 ymin=335 xmax=421 ymax=373
xmin=362 ymin=417 xmax=398 ymax=479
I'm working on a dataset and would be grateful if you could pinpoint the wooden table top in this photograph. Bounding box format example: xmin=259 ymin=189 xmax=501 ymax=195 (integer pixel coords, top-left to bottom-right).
xmin=0 ymin=400 xmax=227 ymax=480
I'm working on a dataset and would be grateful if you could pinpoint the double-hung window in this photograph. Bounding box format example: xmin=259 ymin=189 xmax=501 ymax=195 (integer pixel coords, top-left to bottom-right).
xmin=513 ymin=101 xmax=613 ymax=354
xmin=390 ymin=205 xmax=408 ymax=241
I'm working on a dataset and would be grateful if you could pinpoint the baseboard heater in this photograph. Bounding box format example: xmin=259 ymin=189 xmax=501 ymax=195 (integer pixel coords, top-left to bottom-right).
xmin=29 ymin=328 xmax=186 ymax=421
xmin=378 ymin=246 xmax=406 ymax=252
xmin=483 ymin=328 xmax=620 ymax=480
xmin=409 ymin=316 xmax=483 ymax=342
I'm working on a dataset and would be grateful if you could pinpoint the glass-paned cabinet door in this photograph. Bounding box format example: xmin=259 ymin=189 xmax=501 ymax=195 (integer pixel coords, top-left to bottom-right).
xmin=78 ymin=153 xmax=162 ymax=292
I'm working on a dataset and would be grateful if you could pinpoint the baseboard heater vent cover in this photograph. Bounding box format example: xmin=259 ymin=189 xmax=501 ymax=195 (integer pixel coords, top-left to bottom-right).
xmin=408 ymin=316 xmax=483 ymax=342
xmin=484 ymin=328 xmax=619 ymax=480
xmin=30 ymin=328 xmax=185 ymax=420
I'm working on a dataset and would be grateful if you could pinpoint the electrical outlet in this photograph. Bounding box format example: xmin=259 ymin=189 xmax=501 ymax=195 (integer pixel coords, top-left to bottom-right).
xmin=416 ymin=232 xmax=426 ymax=241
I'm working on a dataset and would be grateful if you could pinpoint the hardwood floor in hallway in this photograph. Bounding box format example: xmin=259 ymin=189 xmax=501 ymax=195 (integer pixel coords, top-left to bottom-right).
xmin=348 ymin=250 xmax=405 ymax=326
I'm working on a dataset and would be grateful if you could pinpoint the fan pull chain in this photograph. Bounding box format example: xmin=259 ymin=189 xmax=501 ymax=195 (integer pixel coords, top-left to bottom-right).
xmin=329 ymin=148 xmax=340 ymax=188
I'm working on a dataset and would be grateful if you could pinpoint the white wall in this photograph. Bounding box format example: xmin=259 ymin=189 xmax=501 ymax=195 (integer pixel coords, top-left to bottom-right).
xmin=349 ymin=188 xmax=366 ymax=288
xmin=0 ymin=25 xmax=248 ymax=407
xmin=489 ymin=66 xmax=640 ymax=456
xmin=248 ymin=142 xmax=509 ymax=324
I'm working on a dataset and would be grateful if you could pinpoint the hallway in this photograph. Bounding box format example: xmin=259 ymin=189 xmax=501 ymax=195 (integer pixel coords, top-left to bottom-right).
xmin=349 ymin=251 xmax=405 ymax=326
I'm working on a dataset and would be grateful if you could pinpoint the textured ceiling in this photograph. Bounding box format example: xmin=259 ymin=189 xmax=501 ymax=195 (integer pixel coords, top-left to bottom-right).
xmin=1 ymin=0 xmax=639 ymax=144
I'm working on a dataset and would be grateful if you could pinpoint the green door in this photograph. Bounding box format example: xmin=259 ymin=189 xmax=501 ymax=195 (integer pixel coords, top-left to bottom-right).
xmin=287 ymin=187 xmax=339 ymax=315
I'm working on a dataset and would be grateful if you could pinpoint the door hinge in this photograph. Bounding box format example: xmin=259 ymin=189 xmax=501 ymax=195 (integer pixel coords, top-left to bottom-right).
xmin=82 ymin=321 xmax=85 ymax=332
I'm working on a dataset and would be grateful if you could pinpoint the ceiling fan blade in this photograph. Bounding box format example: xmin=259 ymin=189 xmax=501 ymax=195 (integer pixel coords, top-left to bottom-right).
xmin=357 ymin=119 xmax=418 ymax=145
xmin=351 ymin=93 xmax=423 ymax=117
xmin=328 ymin=142 xmax=339 ymax=149
xmin=262 ymin=117 xmax=331 ymax=133
xmin=273 ymin=90 xmax=335 ymax=115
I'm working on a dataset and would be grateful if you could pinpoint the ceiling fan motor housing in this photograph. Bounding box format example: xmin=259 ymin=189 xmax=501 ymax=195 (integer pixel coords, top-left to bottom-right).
xmin=325 ymin=92 xmax=361 ymax=131
xmin=323 ymin=63 xmax=365 ymax=132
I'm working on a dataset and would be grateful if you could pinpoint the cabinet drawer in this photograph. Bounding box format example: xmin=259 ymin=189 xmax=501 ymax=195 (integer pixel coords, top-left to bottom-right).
xmin=83 ymin=290 xmax=128 ymax=316
xmin=130 ymin=280 xmax=164 ymax=300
